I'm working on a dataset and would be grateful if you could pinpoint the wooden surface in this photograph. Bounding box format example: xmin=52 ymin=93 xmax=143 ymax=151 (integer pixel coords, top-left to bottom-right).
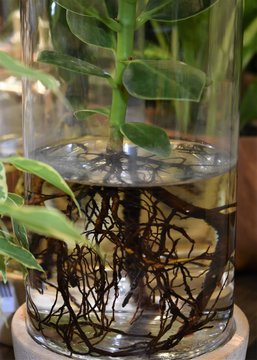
xmin=0 ymin=271 xmax=256 ymax=360
xmin=235 ymin=271 xmax=257 ymax=360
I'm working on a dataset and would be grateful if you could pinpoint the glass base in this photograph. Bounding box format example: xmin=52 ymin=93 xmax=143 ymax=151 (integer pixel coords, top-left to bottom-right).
xmin=26 ymin=314 xmax=235 ymax=360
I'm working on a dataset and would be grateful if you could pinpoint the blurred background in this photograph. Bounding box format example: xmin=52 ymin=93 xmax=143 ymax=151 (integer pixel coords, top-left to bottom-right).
xmin=0 ymin=0 xmax=21 ymax=155
xmin=237 ymin=0 xmax=257 ymax=271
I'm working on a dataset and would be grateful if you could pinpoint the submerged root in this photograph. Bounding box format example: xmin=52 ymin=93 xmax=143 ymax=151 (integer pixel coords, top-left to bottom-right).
xmin=26 ymin=158 xmax=235 ymax=356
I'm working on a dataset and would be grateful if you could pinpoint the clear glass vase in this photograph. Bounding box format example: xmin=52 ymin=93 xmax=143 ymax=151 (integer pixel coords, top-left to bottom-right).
xmin=21 ymin=1 xmax=242 ymax=359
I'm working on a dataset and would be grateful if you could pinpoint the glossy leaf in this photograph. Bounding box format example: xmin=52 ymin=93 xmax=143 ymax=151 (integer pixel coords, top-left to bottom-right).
xmin=120 ymin=122 xmax=171 ymax=157
xmin=38 ymin=51 xmax=111 ymax=80
xmin=137 ymin=0 xmax=219 ymax=24
xmin=0 ymin=51 xmax=59 ymax=93
xmin=0 ymin=162 xmax=7 ymax=204
xmin=0 ymin=232 xmax=42 ymax=271
xmin=67 ymin=11 xmax=116 ymax=50
xmin=1 ymin=157 xmax=80 ymax=215
xmin=55 ymin=0 xmax=120 ymax=31
xmin=123 ymin=60 xmax=206 ymax=101
xmin=0 ymin=202 xmax=86 ymax=248
xmin=75 ymin=107 xmax=110 ymax=121
xmin=7 ymin=194 xmax=28 ymax=249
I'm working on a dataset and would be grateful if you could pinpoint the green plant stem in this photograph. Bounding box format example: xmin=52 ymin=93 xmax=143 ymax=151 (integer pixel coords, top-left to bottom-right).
xmin=107 ymin=0 xmax=137 ymax=153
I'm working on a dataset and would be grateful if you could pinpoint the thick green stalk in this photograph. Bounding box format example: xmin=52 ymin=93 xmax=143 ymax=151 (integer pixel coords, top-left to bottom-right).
xmin=107 ymin=0 xmax=137 ymax=153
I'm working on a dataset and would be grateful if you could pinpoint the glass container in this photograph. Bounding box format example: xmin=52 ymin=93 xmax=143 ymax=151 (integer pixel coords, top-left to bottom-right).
xmin=21 ymin=1 xmax=242 ymax=359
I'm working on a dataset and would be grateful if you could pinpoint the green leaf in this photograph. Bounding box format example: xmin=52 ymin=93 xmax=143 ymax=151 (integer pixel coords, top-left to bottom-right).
xmin=1 ymin=157 xmax=81 ymax=216
xmin=139 ymin=0 xmax=173 ymax=20
xmin=0 ymin=162 xmax=7 ymax=204
xmin=137 ymin=0 xmax=219 ymax=25
xmin=243 ymin=16 xmax=257 ymax=69
xmin=38 ymin=50 xmax=111 ymax=79
xmin=6 ymin=194 xmax=28 ymax=249
xmin=240 ymin=79 xmax=257 ymax=130
xmin=243 ymin=0 xmax=257 ymax=31
xmin=12 ymin=221 xmax=28 ymax=250
xmin=123 ymin=60 xmax=206 ymax=101
xmin=120 ymin=122 xmax=171 ymax=157
xmin=56 ymin=0 xmax=108 ymax=16
xmin=0 ymin=202 xmax=86 ymax=248
xmin=74 ymin=107 xmax=110 ymax=121
xmin=74 ymin=108 xmax=109 ymax=136
xmin=0 ymin=256 xmax=7 ymax=283
xmin=0 ymin=51 xmax=59 ymax=93
xmin=7 ymin=193 xmax=24 ymax=206
xmin=55 ymin=0 xmax=120 ymax=31
xmin=66 ymin=11 xmax=116 ymax=50
xmin=0 ymin=232 xmax=42 ymax=271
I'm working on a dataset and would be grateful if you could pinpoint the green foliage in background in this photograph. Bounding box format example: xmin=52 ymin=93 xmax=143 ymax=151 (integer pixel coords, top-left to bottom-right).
xmin=240 ymin=0 xmax=257 ymax=129
xmin=0 ymin=53 xmax=93 ymax=280
xmin=0 ymin=32 xmax=106 ymax=282
xmin=0 ymin=156 xmax=91 ymax=280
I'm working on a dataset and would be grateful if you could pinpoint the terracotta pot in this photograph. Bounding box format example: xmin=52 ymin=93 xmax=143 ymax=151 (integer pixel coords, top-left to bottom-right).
xmin=236 ymin=136 xmax=257 ymax=270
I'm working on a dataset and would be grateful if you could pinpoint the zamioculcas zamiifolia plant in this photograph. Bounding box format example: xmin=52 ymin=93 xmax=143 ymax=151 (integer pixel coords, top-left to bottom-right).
xmin=38 ymin=0 xmax=219 ymax=156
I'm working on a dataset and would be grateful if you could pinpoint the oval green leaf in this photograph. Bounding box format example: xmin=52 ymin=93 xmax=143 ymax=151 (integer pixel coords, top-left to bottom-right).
xmin=38 ymin=50 xmax=111 ymax=79
xmin=123 ymin=60 xmax=206 ymax=101
xmin=55 ymin=0 xmax=120 ymax=31
xmin=137 ymin=0 xmax=219 ymax=25
xmin=75 ymin=107 xmax=110 ymax=121
xmin=120 ymin=122 xmax=171 ymax=157
xmin=67 ymin=11 xmax=116 ymax=50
